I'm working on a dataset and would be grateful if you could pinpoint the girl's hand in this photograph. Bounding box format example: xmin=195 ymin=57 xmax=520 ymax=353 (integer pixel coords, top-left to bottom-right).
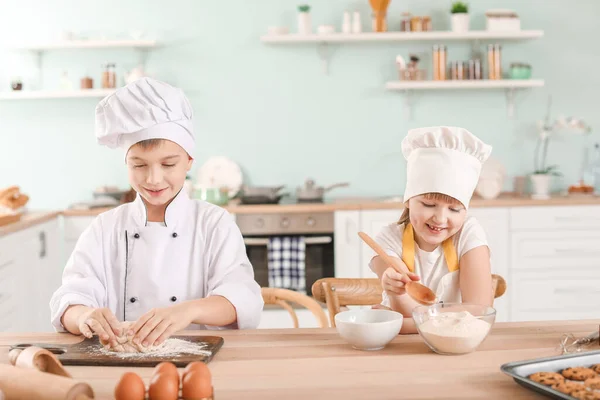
xmin=381 ymin=268 xmax=420 ymax=296
xmin=128 ymin=303 xmax=193 ymax=347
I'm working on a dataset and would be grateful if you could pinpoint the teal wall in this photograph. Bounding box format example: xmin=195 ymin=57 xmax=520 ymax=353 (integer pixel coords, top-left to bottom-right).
xmin=0 ymin=0 xmax=598 ymax=209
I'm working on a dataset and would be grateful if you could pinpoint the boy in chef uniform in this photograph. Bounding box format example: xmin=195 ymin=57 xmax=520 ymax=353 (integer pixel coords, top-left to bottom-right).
xmin=370 ymin=126 xmax=493 ymax=334
xmin=50 ymin=77 xmax=263 ymax=349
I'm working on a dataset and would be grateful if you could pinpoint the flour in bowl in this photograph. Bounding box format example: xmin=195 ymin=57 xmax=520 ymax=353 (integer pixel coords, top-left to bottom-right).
xmin=418 ymin=311 xmax=492 ymax=354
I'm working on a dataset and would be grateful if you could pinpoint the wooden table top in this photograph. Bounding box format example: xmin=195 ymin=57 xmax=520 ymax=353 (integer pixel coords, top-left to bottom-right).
xmin=1 ymin=320 xmax=599 ymax=399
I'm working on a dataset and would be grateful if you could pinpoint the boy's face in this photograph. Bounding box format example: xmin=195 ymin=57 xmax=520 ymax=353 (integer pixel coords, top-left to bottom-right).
xmin=126 ymin=140 xmax=192 ymax=207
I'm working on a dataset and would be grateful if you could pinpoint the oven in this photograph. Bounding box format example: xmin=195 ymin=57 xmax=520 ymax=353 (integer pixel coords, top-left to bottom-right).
xmin=236 ymin=212 xmax=335 ymax=296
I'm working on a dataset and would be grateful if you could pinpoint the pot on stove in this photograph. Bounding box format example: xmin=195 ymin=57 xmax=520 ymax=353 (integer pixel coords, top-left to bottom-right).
xmin=296 ymin=179 xmax=349 ymax=203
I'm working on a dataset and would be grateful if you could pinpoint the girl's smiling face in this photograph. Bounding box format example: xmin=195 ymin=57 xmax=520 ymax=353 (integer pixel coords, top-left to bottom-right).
xmin=126 ymin=139 xmax=192 ymax=209
xmin=407 ymin=193 xmax=467 ymax=251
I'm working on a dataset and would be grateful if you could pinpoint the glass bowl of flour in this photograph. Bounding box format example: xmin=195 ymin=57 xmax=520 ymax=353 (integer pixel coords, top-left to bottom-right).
xmin=412 ymin=303 xmax=496 ymax=355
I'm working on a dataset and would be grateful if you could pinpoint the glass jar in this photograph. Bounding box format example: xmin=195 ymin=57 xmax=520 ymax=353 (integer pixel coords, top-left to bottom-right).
xmin=102 ymin=63 xmax=116 ymax=89
xmin=400 ymin=12 xmax=411 ymax=31
xmin=509 ymin=63 xmax=532 ymax=79
xmin=410 ymin=16 xmax=422 ymax=31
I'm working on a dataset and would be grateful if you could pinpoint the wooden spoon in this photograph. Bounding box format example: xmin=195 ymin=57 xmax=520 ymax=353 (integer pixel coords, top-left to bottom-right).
xmin=358 ymin=231 xmax=437 ymax=305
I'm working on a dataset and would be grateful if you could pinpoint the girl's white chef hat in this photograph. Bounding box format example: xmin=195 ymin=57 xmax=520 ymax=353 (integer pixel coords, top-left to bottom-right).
xmin=402 ymin=126 xmax=492 ymax=208
xmin=95 ymin=77 xmax=195 ymax=157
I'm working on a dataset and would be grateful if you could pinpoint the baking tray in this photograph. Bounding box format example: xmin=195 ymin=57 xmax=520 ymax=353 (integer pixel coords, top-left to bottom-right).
xmin=501 ymin=350 xmax=600 ymax=399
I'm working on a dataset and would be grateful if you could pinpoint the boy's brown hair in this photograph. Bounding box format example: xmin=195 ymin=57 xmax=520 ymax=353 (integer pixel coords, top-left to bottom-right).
xmin=398 ymin=192 xmax=462 ymax=225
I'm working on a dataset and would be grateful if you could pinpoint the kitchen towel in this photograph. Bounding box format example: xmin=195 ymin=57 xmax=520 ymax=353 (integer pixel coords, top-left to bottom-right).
xmin=268 ymin=236 xmax=306 ymax=293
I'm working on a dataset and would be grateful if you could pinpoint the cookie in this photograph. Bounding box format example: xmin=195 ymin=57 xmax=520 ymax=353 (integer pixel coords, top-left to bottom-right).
xmin=585 ymin=377 xmax=600 ymax=390
xmin=529 ymin=371 xmax=565 ymax=386
xmin=551 ymin=381 xmax=585 ymax=395
xmin=591 ymin=364 xmax=600 ymax=374
xmin=562 ymin=367 xmax=597 ymax=381
xmin=571 ymin=389 xmax=600 ymax=400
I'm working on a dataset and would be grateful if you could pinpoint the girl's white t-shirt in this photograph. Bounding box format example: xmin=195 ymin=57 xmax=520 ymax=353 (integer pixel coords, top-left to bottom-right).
xmin=369 ymin=216 xmax=489 ymax=305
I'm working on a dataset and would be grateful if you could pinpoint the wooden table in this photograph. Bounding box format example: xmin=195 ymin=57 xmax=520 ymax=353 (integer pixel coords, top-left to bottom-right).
xmin=1 ymin=320 xmax=599 ymax=399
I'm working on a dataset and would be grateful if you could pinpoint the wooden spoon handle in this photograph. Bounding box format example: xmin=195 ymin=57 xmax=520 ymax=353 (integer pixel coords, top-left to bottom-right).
xmin=358 ymin=232 xmax=403 ymax=274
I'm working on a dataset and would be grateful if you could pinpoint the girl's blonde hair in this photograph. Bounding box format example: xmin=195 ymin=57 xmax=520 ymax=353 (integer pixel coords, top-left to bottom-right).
xmin=398 ymin=192 xmax=462 ymax=225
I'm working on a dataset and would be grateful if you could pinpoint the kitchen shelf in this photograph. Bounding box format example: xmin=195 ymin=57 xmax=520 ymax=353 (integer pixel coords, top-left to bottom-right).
xmin=385 ymin=79 xmax=545 ymax=90
xmin=385 ymin=79 xmax=545 ymax=119
xmin=6 ymin=40 xmax=158 ymax=51
xmin=260 ymin=30 xmax=544 ymax=43
xmin=0 ymin=89 xmax=115 ymax=100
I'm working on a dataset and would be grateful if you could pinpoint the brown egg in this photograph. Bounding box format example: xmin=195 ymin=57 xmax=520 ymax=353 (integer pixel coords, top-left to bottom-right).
xmin=153 ymin=361 xmax=179 ymax=379
xmin=182 ymin=361 xmax=211 ymax=382
xmin=114 ymin=372 xmax=146 ymax=400
xmin=148 ymin=372 xmax=180 ymax=400
xmin=182 ymin=369 xmax=213 ymax=399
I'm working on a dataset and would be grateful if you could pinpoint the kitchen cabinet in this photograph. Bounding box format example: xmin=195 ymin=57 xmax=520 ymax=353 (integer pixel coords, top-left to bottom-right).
xmin=63 ymin=216 xmax=95 ymax=265
xmin=333 ymin=211 xmax=362 ymax=278
xmin=0 ymin=218 xmax=61 ymax=332
xmin=509 ymin=205 xmax=600 ymax=322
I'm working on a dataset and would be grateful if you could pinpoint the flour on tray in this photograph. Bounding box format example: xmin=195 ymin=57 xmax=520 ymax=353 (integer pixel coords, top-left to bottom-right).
xmin=89 ymin=338 xmax=212 ymax=359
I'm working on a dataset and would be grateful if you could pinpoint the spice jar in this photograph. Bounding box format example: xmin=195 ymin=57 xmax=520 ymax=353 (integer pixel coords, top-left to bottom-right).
xmin=80 ymin=76 xmax=93 ymax=89
xmin=422 ymin=16 xmax=432 ymax=31
xmin=400 ymin=12 xmax=412 ymax=31
xmin=101 ymin=63 xmax=116 ymax=89
xmin=10 ymin=78 xmax=22 ymax=91
xmin=432 ymin=45 xmax=447 ymax=80
xmin=410 ymin=16 xmax=423 ymax=32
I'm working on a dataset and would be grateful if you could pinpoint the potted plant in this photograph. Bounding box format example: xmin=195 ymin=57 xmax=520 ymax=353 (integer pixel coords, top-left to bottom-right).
xmin=450 ymin=2 xmax=470 ymax=32
xmin=297 ymin=4 xmax=312 ymax=35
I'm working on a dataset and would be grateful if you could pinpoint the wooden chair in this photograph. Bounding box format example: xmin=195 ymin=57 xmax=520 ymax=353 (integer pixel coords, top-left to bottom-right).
xmin=312 ymin=274 xmax=506 ymax=327
xmin=261 ymin=287 xmax=329 ymax=328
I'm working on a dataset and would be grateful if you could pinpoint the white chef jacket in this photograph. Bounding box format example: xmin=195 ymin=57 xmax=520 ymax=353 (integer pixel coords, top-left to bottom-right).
xmin=50 ymin=190 xmax=263 ymax=331
xmin=369 ymin=216 xmax=489 ymax=305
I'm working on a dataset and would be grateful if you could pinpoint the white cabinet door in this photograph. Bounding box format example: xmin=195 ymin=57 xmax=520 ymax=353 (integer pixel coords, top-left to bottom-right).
xmin=359 ymin=209 xmax=403 ymax=278
xmin=34 ymin=219 xmax=62 ymax=332
xmin=63 ymin=216 xmax=95 ymax=265
xmin=334 ymin=211 xmax=361 ymax=278
xmin=467 ymin=208 xmax=510 ymax=322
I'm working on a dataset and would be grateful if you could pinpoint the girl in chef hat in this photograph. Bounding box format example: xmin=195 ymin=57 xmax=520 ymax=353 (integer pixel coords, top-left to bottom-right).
xmin=370 ymin=126 xmax=493 ymax=334
xmin=50 ymin=78 xmax=263 ymax=350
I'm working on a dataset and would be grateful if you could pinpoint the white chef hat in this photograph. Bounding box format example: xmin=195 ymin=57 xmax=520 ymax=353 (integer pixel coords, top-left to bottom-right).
xmin=95 ymin=77 xmax=194 ymax=156
xmin=402 ymin=126 xmax=492 ymax=208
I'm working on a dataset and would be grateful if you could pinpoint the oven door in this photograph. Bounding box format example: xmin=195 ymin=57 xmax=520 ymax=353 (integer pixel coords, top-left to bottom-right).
xmin=244 ymin=234 xmax=334 ymax=296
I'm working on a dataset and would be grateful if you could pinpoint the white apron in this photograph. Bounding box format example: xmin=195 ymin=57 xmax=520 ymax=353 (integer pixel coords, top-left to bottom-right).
xmin=401 ymin=223 xmax=461 ymax=303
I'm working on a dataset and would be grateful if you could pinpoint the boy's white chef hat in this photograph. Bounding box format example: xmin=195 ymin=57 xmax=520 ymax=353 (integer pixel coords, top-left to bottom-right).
xmin=95 ymin=77 xmax=194 ymax=156
xmin=402 ymin=126 xmax=492 ymax=208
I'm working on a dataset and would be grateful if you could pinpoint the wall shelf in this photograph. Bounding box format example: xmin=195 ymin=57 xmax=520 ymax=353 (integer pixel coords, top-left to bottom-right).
xmin=6 ymin=40 xmax=158 ymax=51
xmin=385 ymin=79 xmax=545 ymax=119
xmin=0 ymin=89 xmax=115 ymax=100
xmin=260 ymin=30 xmax=544 ymax=44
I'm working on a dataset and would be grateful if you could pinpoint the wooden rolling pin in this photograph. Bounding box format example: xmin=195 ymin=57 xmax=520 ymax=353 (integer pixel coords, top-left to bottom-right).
xmin=9 ymin=347 xmax=71 ymax=377
xmin=0 ymin=364 xmax=94 ymax=400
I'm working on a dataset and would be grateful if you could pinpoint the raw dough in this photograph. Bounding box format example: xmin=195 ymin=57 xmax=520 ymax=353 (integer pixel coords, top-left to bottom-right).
xmin=100 ymin=322 xmax=165 ymax=354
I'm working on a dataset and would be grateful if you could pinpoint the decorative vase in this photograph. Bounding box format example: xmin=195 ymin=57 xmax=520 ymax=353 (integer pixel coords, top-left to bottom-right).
xmin=529 ymin=174 xmax=551 ymax=200
xmin=298 ymin=12 xmax=312 ymax=35
xmin=451 ymin=13 xmax=470 ymax=32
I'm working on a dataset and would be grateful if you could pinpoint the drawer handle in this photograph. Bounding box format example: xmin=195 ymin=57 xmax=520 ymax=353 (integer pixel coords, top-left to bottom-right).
xmin=554 ymin=288 xmax=600 ymax=295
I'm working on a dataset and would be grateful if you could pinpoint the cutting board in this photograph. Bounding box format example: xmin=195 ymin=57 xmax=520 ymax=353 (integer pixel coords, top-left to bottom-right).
xmin=0 ymin=213 xmax=22 ymax=227
xmin=10 ymin=335 xmax=224 ymax=368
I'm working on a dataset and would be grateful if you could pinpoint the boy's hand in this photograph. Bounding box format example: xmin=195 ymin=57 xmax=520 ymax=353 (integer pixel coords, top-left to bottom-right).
xmin=381 ymin=268 xmax=420 ymax=296
xmin=128 ymin=303 xmax=193 ymax=347
xmin=75 ymin=307 xmax=122 ymax=347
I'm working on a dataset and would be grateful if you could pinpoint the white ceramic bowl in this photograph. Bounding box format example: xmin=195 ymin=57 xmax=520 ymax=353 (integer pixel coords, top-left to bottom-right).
xmin=335 ymin=309 xmax=403 ymax=351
